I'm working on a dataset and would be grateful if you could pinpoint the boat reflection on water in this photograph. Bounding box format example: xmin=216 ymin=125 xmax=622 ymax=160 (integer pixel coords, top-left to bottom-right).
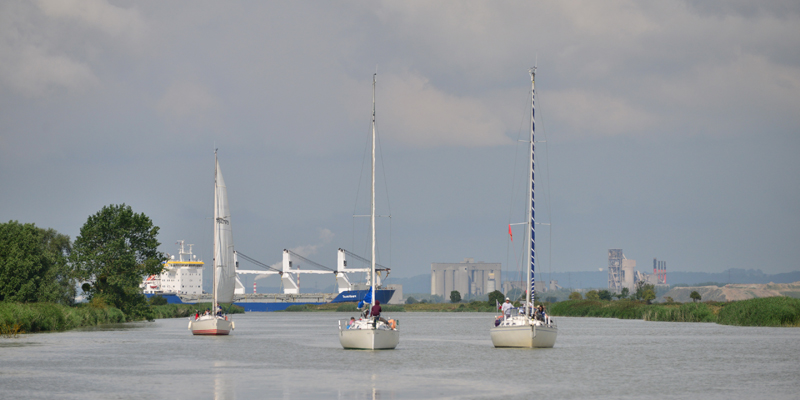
xmin=214 ymin=362 xmax=234 ymax=400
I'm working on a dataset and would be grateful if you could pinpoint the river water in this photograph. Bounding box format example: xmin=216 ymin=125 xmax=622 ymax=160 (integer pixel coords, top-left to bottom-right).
xmin=1 ymin=313 xmax=799 ymax=399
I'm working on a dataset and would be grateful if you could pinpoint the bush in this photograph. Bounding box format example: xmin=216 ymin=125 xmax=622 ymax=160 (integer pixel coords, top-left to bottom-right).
xmin=285 ymin=304 xmax=311 ymax=312
xmin=336 ymin=303 xmax=358 ymax=312
xmin=405 ymin=297 xmax=417 ymax=305
xmin=148 ymin=295 xmax=168 ymax=306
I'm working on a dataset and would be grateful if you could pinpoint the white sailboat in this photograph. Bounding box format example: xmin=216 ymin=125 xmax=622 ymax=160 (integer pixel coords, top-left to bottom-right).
xmin=490 ymin=68 xmax=557 ymax=348
xmin=189 ymin=151 xmax=236 ymax=335
xmin=338 ymin=74 xmax=400 ymax=350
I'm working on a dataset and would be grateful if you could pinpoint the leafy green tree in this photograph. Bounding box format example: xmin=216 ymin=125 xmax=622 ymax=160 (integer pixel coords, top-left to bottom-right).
xmin=598 ymin=290 xmax=612 ymax=301
xmin=620 ymin=287 xmax=630 ymax=299
xmin=487 ymin=290 xmax=505 ymax=307
xmin=450 ymin=290 xmax=461 ymax=303
xmin=70 ymin=204 xmax=167 ymax=319
xmin=642 ymin=288 xmax=656 ymax=304
xmin=569 ymin=291 xmax=582 ymax=300
xmin=405 ymin=296 xmax=417 ymax=305
xmin=148 ymin=295 xmax=168 ymax=305
xmin=690 ymin=291 xmax=702 ymax=303
xmin=634 ymin=282 xmax=655 ymax=301
xmin=545 ymin=296 xmax=557 ymax=303
xmin=0 ymin=221 xmax=75 ymax=304
xmin=586 ymin=290 xmax=600 ymax=301
xmin=664 ymin=296 xmax=675 ymax=303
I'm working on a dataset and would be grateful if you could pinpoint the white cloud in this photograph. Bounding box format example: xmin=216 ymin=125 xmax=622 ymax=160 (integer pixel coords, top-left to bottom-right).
xmin=34 ymin=0 xmax=146 ymax=40
xmin=377 ymin=72 xmax=512 ymax=148
xmin=545 ymin=89 xmax=657 ymax=139
xmin=0 ymin=44 xmax=98 ymax=97
xmin=156 ymin=81 xmax=219 ymax=119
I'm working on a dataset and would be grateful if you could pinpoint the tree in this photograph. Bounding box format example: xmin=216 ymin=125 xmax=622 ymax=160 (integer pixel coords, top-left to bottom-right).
xmin=405 ymin=296 xmax=417 ymax=305
xmin=450 ymin=290 xmax=461 ymax=303
xmin=487 ymin=290 xmax=505 ymax=307
xmin=70 ymin=204 xmax=167 ymax=318
xmin=634 ymin=281 xmax=655 ymax=301
xmin=642 ymin=288 xmax=656 ymax=304
xmin=545 ymin=296 xmax=557 ymax=303
xmin=585 ymin=290 xmax=600 ymax=301
xmin=620 ymin=287 xmax=630 ymax=299
xmin=598 ymin=290 xmax=612 ymax=301
xmin=569 ymin=291 xmax=582 ymax=300
xmin=690 ymin=291 xmax=702 ymax=303
xmin=0 ymin=221 xmax=75 ymax=304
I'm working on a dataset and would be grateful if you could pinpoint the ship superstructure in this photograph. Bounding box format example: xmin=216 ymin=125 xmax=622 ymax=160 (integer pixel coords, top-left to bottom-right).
xmin=141 ymin=241 xmax=204 ymax=295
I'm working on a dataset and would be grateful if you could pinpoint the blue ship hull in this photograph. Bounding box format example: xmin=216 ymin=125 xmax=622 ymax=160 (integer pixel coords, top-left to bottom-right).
xmin=145 ymin=289 xmax=394 ymax=312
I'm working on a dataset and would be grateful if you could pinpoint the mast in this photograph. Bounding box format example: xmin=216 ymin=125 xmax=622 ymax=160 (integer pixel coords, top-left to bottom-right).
xmin=213 ymin=150 xmax=219 ymax=312
xmin=527 ymin=67 xmax=536 ymax=316
xmin=370 ymin=73 xmax=377 ymax=308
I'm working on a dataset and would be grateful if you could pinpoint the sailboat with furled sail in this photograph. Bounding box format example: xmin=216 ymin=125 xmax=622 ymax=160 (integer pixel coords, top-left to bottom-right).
xmin=338 ymin=73 xmax=400 ymax=350
xmin=490 ymin=67 xmax=557 ymax=348
xmin=189 ymin=150 xmax=236 ymax=335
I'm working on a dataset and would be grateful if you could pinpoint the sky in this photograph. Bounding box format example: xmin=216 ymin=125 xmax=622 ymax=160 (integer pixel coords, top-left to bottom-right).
xmin=1 ymin=1 xmax=799 ymax=285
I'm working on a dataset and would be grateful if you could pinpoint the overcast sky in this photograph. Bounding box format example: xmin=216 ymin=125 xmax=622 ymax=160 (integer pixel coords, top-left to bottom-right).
xmin=2 ymin=0 xmax=799 ymax=282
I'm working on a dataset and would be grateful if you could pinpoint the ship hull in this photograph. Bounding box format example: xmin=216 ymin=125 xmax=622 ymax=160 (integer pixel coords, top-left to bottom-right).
xmin=189 ymin=316 xmax=234 ymax=335
xmin=339 ymin=327 xmax=399 ymax=350
xmin=490 ymin=322 xmax=557 ymax=348
xmin=147 ymin=289 xmax=395 ymax=312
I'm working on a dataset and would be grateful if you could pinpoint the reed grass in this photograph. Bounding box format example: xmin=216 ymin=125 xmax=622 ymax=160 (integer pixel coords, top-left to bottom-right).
xmin=0 ymin=301 xmax=240 ymax=334
xmin=550 ymin=297 xmax=800 ymax=327
xmin=716 ymin=297 xmax=800 ymax=327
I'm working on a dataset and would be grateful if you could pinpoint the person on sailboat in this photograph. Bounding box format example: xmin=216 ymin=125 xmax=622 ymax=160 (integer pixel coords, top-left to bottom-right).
xmin=501 ymin=298 xmax=514 ymax=319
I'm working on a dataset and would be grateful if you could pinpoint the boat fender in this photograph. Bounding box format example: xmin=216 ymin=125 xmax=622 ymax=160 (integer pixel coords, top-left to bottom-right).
xmin=188 ymin=321 xmax=192 ymax=330
xmin=388 ymin=319 xmax=396 ymax=329
xmin=231 ymin=321 xmax=235 ymax=330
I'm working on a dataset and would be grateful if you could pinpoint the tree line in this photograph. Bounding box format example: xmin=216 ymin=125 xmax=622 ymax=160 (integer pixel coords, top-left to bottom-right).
xmin=1 ymin=204 xmax=167 ymax=320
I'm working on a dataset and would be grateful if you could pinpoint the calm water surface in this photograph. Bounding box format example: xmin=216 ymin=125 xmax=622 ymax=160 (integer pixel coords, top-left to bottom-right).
xmin=2 ymin=313 xmax=799 ymax=399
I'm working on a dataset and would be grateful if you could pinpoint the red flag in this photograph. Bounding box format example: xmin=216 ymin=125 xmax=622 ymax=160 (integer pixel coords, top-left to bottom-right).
xmin=508 ymin=224 xmax=513 ymax=241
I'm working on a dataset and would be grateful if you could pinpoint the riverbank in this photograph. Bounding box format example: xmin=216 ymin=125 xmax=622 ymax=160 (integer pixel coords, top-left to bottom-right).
xmin=285 ymin=301 xmax=497 ymax=313
xmin=0 ymin=302 xmax=244 ymax=336
xmin=548 ymin=297 xmax=800 ymax=327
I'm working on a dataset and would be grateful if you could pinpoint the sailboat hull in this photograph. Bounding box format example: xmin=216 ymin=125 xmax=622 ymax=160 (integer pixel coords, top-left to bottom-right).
xmin=189 ymin=316 xmax=234 ymax=336
xmin=490 ymin=323 xmax=557 ymax=348
xmin=339 ymin=327 xmax=399 ymax=350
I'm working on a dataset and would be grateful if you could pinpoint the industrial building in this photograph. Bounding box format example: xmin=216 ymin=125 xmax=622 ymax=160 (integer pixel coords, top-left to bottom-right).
xmin=607 ymin=249 xmax=637 ymax=293
xmin=608 ymin=249 xmax=668 ymax=292
xmin=431 ymin=259 xmax=500 ymax=298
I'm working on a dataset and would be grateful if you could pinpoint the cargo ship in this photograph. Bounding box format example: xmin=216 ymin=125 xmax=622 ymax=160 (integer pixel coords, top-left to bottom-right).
xmin=142 ymin=243 xmax=395 ymax=311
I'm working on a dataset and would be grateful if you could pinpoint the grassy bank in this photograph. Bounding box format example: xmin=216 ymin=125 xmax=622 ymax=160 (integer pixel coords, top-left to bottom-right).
xmin=0 ymin=301 xmax=243 ymax=336
xmin=548 ymin=297 xmax=800 ymax=327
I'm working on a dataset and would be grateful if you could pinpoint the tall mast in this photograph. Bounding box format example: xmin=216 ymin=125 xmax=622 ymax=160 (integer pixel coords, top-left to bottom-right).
xmin=370 ymin=73 xmax=377 ymax=307
xmin=527 ymin=67 xmax=536 ymax=316
xmin=213 ymin=150 xmax=219 ymax=311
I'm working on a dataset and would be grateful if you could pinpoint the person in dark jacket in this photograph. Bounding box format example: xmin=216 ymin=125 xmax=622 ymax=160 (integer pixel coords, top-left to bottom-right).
xmin=370 ymin=301 xmax=383 ymax=327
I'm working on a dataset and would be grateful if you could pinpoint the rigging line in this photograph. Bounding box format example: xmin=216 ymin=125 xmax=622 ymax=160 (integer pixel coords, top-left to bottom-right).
xmin=374 ymin=124 xmax=393 ymax=270
xmin=538 ymin=86 xmax=554 ymax=287
xmin=506 ymin=79 xmax=534 ymax=291
xmin=286 ymin=250 xmax=334 ymax=271
xmin=352 ymin=116 xmax=373 ymax=253
xmin=343 ymin=249 xmax=389 ymax=270
xmin=235 ymin=251 xmax=281 ymax=272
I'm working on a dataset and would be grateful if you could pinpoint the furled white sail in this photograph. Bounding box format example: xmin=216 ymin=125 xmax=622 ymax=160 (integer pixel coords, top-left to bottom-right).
xmin=214 ymin=157 xmax=236 ymax=304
